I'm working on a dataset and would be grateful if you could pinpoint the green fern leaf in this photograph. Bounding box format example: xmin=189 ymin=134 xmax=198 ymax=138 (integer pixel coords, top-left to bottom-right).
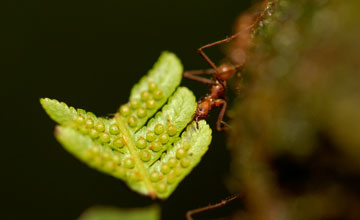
xmin=78 ymin=205 xmax=160 ymax=220
xmin=40 ymin=98 xmax=78 ymax=124
xmin=40 ymin=52 xmax=212 ymax=199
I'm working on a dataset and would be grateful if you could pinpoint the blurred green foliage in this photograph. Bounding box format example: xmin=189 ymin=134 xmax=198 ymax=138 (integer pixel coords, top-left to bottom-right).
xmin=229 ymin=0 xmax=360 ymax=219
xmin=78 ymin=205 xmax=160 ymax=220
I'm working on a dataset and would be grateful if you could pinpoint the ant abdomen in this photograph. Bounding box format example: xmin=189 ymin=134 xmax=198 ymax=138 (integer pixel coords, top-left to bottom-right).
xmin=216 ymin=64 xmax=236 ymax=81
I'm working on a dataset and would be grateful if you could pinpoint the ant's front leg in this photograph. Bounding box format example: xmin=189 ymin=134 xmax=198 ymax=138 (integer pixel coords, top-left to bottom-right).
xmin=183 ymin=69 xmax=216 ymax=85
xmin=214 ymin=99 xmax=230 ymax=131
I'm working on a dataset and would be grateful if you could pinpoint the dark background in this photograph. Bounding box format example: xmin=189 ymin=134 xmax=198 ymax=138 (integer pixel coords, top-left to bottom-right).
xmin=2 ymin=0 xmax=251 ymax=219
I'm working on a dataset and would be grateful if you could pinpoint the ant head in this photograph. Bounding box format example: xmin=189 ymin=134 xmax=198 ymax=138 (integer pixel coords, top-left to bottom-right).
xmin=196 ymin=101 xmax=210 ymax=120
xmin=216 ymin=64 xmax=236 ymax=81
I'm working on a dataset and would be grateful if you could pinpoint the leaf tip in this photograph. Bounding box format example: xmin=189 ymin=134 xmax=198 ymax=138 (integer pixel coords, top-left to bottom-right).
xmin=39 ymin=97 xmax=50 ymax=109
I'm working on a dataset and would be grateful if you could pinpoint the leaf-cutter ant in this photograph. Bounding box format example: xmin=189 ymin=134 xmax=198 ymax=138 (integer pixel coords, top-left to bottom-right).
xmin=184 ymin=0 xmax=268 ymax=131
xmin=185 ymin=0 xmax=269 ymax=218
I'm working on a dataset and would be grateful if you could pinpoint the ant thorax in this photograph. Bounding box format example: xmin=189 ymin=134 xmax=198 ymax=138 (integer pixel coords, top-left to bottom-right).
xmin=210 ymin=82 xmax=226 ymax=99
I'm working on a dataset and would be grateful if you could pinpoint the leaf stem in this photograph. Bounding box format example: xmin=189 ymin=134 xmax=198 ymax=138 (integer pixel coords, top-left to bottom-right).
xmin=115 ymin=114 xmax=156 ymax=198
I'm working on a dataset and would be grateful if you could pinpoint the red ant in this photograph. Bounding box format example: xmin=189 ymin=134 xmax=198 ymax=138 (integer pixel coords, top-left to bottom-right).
xmin=184 ymin=1 xmax=269 ymax=219
xmin=184 ymin=45 xmax=239 ymax=131
xmin=184 ymin=0 xmax=268 ymax=131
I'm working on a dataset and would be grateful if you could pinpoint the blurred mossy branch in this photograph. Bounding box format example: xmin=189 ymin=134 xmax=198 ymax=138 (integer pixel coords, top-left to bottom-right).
xmin=228 ymin=0 xmax=360 ymax=219
xmin=41 ymin=52 xmax=212 ymax=199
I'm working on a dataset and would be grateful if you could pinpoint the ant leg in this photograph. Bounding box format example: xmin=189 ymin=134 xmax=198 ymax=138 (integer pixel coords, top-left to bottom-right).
xmin=183 ymin=69 xmax=216 ymax=85
xmin=215 ymin=99 xmax=229 ymax=131
xmin=197 ymin=0 xmax=268 ymax=75
xmin=247 ymin=1 xmax=269 ymax=30
xmin=198 ymin=32 xmax=243 ymax=76
xmin=195 ymin=116 xmax=199 ymax=129
xmin=220 ymin=121 xmax=231 ymax=129
xmin=185 ymin=194 xmax=240 ymax=220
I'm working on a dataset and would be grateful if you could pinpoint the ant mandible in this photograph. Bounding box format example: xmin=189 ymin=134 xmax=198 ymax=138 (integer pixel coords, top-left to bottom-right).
xmin=184 ymin=0 xmax=268 ymax=131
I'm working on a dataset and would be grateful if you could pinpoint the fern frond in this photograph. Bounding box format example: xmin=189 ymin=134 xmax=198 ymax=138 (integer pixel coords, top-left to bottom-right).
xmin=78 ymin=205 xmax=160 ymax=220
xmin=40 ymin=52 xmax=212 ymax=199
